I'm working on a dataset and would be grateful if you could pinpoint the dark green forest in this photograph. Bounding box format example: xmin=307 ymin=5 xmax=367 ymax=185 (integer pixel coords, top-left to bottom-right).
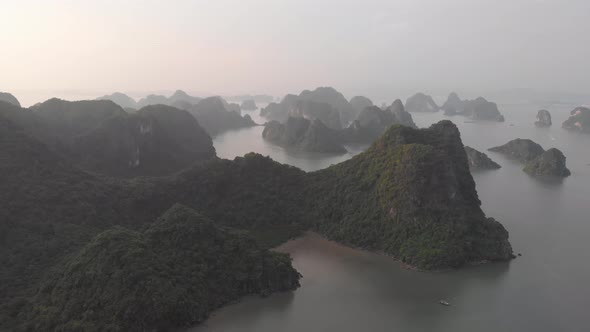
xmin=0 ymin=101 xmax=513 ymax=331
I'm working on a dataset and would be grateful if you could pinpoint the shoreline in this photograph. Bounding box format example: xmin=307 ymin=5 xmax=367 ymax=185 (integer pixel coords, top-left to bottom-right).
xmin=275 ymin=231 xmax=499 ymax=273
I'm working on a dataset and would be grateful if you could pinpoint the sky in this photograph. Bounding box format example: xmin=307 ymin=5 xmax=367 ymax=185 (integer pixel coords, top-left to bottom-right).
xmin=1 ymin=0 xmax=590 ymax=106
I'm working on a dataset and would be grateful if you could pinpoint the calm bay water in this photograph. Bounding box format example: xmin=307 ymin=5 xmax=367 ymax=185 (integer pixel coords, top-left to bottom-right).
xmin=194 ymin=105 xmax=590 ymax=332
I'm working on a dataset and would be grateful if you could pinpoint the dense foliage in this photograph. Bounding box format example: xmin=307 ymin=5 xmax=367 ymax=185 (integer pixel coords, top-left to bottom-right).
xmin=0 ymin=103 xmax=514 ymax=330
xmin=523 ymin=148 xmax=571 ymax=177
xmin=306 ymin=121 xmax=513 ymax=269
xmin=23 ymin=204 xmax=300 ymax=332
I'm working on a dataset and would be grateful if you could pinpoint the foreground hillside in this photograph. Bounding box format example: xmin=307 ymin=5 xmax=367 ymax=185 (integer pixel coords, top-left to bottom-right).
xmin=24 ymin=204 xmax=300 ymax=331
xmin=0 ymin=110 xmax=513 ymax=330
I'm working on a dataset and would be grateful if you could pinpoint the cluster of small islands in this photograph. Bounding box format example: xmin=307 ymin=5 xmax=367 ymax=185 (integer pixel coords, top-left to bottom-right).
xmin=0 ymin=87 xmax=587 ymax=331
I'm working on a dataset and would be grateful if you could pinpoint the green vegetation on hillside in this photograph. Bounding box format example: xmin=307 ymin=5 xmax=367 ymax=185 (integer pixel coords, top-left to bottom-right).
xmin=23 ymin=204 xmax=300 ymax=332
xmin=0 ymin=106 xmax=513 ymax=330
xmin=306 ymin=122 xmax=513 ymax=269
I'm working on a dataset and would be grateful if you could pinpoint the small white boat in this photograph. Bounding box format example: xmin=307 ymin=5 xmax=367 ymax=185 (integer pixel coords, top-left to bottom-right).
xmin=439 ymin=300 xmax=450 ymax=306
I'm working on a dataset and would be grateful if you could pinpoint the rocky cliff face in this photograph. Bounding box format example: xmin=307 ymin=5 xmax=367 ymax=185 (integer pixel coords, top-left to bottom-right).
xmin=405 ymin=92 xmax=439 ymax=112
xmin=0 ymin=92 xmax=20 ymax=107
xmin=308 ymin=121 xmax=514 ymax=269
xmin=535 ymin=109 xmax=552 ymax=127
xmin=488 ymin=138 xmax=545 ymax=162
xmin=464 ymin=146 xmax=501 ymax=170
xmin=523 ymin=148 xmax=571 ymax=177
xmin=562 ymin=107 xmax=590 ymax=133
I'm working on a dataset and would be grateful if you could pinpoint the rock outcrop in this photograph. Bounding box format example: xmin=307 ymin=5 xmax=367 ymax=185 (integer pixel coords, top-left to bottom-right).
xmin=349 ymin=95 xmax=373 ymax=118
xmin=0 ymin=100 xmax=215 ymax=177
xmin=523 ymin=148 xmax=571 ymax=177
xmin=405 ymin=92 xmax=439 ymax=112
xmin=441 ymin=93 xmax=505 ymax=122
xmin=464 ymin=146 xmax=501 ymax=170
xmin=488 ymin=138 xmax=545 ymax=162
xmin=260 ymin=87 xmax=355 ymax=126
xmin=441 ymin=92 xmax=463 ymax=115
xmin=387 ymin=99 xmax=417 ymax=128
xmin=240 ymin=99 xmax=257 ymax=110
xmin=72 ymin=105 xmax=216 ymax=177
xmin=535 ymin=109 xmax=552 ymax=127
xmin=290 ymin=100 xmax=342 ymax=130
xmin=299 ymin=87 xmax=355 ymax=125
xmin=30 ymin=98 xmax=128 ymax=143
xmin=338 ymin=104 xmax=416 ymax=143
xmin=96 ymin=92 xmax=137 ymax=109
xmin=562 ymin=107 xmax=590 ymax=133
xmin=463 ymin=97 xmax=505 ymax=122
xmin=260 ymin=94 xmax=299 ymax=122
xmin=263 ymin=117 xmax=346 ymax=153
xmin=489 ymin=139 xmax=570 ymax=177
xmin=190 ymin=97 xmax=256 ymax=136
xmin=0 ymin=92 xmax=21 ymax=107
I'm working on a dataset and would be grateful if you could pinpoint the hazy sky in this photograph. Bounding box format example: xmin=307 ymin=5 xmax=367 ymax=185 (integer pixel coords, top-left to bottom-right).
xmin=1 ymin=0 xmax=589 ymax=105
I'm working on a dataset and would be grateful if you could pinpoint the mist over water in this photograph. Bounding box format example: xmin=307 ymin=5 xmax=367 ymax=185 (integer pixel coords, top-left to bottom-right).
xmin=194 ymin=104 xmax=590 ymax=332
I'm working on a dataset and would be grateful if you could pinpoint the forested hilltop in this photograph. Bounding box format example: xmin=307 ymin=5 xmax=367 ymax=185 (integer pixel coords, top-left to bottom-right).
xmin=0 ymin=101 xmax=513 ymax=330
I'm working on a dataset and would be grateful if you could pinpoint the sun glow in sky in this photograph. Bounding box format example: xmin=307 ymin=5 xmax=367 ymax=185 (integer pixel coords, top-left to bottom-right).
xmin=1 ymin=0 xmax=590 ymax=106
